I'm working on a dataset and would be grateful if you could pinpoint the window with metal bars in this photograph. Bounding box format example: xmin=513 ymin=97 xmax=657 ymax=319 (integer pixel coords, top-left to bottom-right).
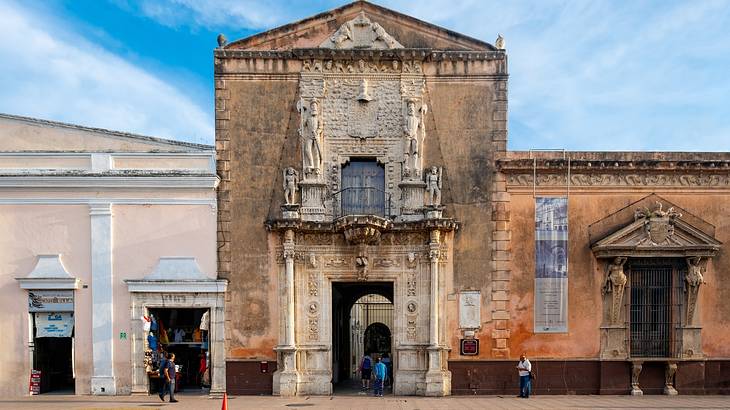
xmin=628 ymin=258 xmax=684 ymax=358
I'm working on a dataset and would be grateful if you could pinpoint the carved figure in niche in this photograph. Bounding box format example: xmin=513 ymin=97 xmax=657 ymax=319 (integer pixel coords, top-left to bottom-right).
xmin=685 ymin=256 xmax=705 ymax=325
xmin=425 ymin=166 xmax=442 ymax=206
xmin=298 ymin=99 xmax=323 ymax=176
xmin=283 ymin=167 xmax=299 ymax=205
xmin=603 ymin=256 xmax=627 ymax=325
xmin=403 ymin=100 xmax=427 ymax=177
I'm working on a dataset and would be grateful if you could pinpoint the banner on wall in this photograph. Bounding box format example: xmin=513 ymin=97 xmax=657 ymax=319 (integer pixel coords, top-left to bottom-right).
xmin=35 ymin=312 xmax=74 ymax=337
xmin=534 ymin=197 xmax=568 ymax=333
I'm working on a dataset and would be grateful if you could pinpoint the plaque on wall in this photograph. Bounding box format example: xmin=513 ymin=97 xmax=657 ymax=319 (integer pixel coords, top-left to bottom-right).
xmin=460 ymin=339 xmax=479 ymax=355
xmin=459 ymin=290 xmax=481 ymax=329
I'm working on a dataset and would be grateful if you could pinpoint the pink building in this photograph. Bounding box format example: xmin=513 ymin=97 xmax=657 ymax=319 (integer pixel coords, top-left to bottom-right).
xmin=0 ymin=114 xmax=225 ymax=397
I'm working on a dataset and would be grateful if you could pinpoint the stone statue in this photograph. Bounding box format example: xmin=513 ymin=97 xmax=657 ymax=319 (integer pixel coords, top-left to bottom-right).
xmin=217 ymin=33 xmax=227 ymax=47
xmin=356 ymin=256 xmax=369 ymax=281
xmin=495 ymin=34 xmax=505 ymax=50
xmin=630 ymin=362 xmax=643 ymax=395
xmin=330 ymin=22 xmax=353 ymax=49
xmin=685 ymin=256 xmax=705 ymax=325
xmin=298 ymin=99 xmax=323 ymax=176
xmin=283 ymin=167 xmax=299 ymax=205
xmin=425 ymin=166 xmax=442 ymax=206
xmin=403 ymin=100 xmax=427 ymax=177
xmin=603 ymin=256 xmax=628 ymax=325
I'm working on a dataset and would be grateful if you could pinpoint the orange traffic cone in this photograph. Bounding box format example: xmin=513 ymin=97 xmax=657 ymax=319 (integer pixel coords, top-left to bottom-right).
xmin=221 ymin=392 xmax=228 ymax=410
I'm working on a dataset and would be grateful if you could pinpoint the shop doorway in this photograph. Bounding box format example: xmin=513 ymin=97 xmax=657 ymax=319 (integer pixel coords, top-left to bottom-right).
xmin=33 ymin=313 xmax=75 ymax=394
xmin=331 ymin=282 xmax=393 ymax=394
xmin=147 ymin=308 xmax=210 ymax=394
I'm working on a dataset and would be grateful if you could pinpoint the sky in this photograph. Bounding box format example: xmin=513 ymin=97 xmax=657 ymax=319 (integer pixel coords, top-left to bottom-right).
xmin=1 ymin=0 xmax=729 ymax=150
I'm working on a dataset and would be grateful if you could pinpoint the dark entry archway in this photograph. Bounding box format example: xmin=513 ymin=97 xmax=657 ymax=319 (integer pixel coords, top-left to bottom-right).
xmin=364 ymin=322 xmax=391 ymax=358
xmin=331 ymin=282 xmax=393 ymax=392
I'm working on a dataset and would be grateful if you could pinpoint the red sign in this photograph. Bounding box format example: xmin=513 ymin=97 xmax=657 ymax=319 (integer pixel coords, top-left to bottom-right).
xmin=260 ymin=361 xmax=269 ymax=373
xmin=460 ymin=339 xmax=479 ymax=355
xmin=29 ymin=370 xmax=41 ymax=395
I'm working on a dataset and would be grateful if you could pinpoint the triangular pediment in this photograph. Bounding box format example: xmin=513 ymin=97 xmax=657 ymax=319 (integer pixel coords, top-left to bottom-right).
xmin=591 ymin=196 xmax=721 ymax=258
xmin=226 ymin=1 xmax=494 ymax=51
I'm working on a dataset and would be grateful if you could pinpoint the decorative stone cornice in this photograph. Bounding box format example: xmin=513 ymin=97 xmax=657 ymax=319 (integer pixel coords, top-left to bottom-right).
xmin=266 ymin=217 xmax=458 ymax=233
xmin=505 ymin=172 xmax=730 ymax=188
xmin=214 ymin=48 xmax=505 ymax=62
xmin=499 ymin=155 xmax=730 ymax=188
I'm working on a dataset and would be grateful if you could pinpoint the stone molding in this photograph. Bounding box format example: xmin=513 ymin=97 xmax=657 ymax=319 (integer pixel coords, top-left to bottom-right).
xmin=215 ymin=48 xmax=506 ymax=62
xmin=505 ymin=172 xmax=730 ymax=188
xmin=16 ymin=254 xmax=80 ymax=290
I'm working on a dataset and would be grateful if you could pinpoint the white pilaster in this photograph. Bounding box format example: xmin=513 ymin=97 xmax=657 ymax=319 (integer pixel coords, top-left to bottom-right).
xmin=89 ymin=202 xmax=116 ymax=395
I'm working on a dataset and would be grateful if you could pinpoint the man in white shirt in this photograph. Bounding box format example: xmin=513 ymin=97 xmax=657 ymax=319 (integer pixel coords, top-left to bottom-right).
xmin=516 ymin=353 xmax=532 ymax=398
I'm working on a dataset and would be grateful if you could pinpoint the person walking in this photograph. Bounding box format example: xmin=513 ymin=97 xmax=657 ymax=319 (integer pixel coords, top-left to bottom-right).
xmin=373 ymin=357 xmax=387 ymax=397
xmin=381 ymin=353 xmax=392 ymax=387
xmin=159 ymin=352 xmax=178 ymax=403
xmin=516 ymin=352 xmax=532 ymax=398
xmin=359 ymin=353 xmax=373 ymax=391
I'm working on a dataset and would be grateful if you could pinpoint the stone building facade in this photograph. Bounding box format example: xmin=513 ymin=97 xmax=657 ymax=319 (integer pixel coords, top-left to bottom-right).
xmin=217 ymin=1 xmax=730 ymax=396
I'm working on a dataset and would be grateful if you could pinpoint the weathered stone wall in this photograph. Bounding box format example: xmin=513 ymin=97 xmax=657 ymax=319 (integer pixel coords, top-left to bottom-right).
xmin=498 ymin=152 xmax=730 ymax=360
xmin=216 ymin=64 xmax=302 ymax=359
xmin=216 ymin=53 xmax=507 ymax=365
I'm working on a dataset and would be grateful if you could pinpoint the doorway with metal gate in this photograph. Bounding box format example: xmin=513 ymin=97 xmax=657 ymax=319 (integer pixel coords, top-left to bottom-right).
xmin=331 ymin=282 xmax=393 ymax=394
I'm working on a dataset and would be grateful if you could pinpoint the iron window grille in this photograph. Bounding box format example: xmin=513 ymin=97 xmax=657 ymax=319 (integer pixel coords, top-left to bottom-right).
xmin=627 ymin=258 xmax=684 ymax=358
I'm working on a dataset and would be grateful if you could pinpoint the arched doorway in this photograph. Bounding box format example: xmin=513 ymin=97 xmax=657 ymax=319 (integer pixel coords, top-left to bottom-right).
xmin=331 ymin=283 xmax=393 ymax=394
xmin=364 ymin=322 xmax=391 ymax=357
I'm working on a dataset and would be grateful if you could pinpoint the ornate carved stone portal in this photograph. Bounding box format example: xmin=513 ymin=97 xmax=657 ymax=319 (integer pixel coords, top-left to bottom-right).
xmin=591 ymin=197 xmax=720 ymax=362
xmin=268 ymin=14 xmax=456 ymax=397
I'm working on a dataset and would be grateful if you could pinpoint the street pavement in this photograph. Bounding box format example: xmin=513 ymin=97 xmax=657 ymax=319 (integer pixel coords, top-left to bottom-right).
xmin=1 ymin=393 xmax=729 ymax=410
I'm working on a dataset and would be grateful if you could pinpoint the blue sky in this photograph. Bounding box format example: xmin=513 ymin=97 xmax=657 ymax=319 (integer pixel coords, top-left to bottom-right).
xmin=1 ymin=0 xmax=729 ymax=150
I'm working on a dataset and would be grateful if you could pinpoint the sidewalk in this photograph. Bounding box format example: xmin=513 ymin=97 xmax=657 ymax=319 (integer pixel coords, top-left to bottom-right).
xmin=2 ymin=393 xmax=729 ymax=410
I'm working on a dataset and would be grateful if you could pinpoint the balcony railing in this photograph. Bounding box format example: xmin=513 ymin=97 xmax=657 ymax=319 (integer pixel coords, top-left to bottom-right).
xmin=331 ymin=187 xmax=392 ymax=219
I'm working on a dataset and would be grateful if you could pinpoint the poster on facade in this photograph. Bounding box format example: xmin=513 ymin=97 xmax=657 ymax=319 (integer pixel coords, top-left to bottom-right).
xmin=534 ymin=197 xmax=568 ymax=333
xmin=35 ymin=312 xmax=74 ymax=337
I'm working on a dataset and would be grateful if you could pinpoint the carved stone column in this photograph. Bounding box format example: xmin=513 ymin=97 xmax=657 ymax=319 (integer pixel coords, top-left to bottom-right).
xmin=428 ymin=230 xmax=440 ymax=348
xmin=664 ymin=362 xmax=678 ymax=395
xmin=273 ymin=229 xmax=298 ymax=396
xmin=425 ymin=229 xmax=451 ymax=396
xmin=630 ymin=361 xmax=643 ymax=396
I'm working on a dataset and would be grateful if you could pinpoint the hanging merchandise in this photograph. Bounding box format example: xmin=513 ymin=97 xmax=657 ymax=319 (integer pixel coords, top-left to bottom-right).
xmin=35 ymin=312 xmax=74 ymax=337
xmin=193 ymin=328 xmax=202 ymax=342
xmin=173 ymin=328 xmax=186 ymax=343
xmin=147 ymin=332 xmax=158 ymax=350
xmin=199 ymin=310 xmax=210 ymax=331
xmin=141 ymin=315 xmax=152 ymax=332
xmin=150 ymin=315 xmax=158 ymax=331
xmin=158 ymin=320 xmax=169 ymax=344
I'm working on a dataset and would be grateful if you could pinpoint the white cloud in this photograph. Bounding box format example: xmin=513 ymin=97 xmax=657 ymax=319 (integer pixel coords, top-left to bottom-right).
xmin=0 ymin=1 xmax=213 ymax=144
